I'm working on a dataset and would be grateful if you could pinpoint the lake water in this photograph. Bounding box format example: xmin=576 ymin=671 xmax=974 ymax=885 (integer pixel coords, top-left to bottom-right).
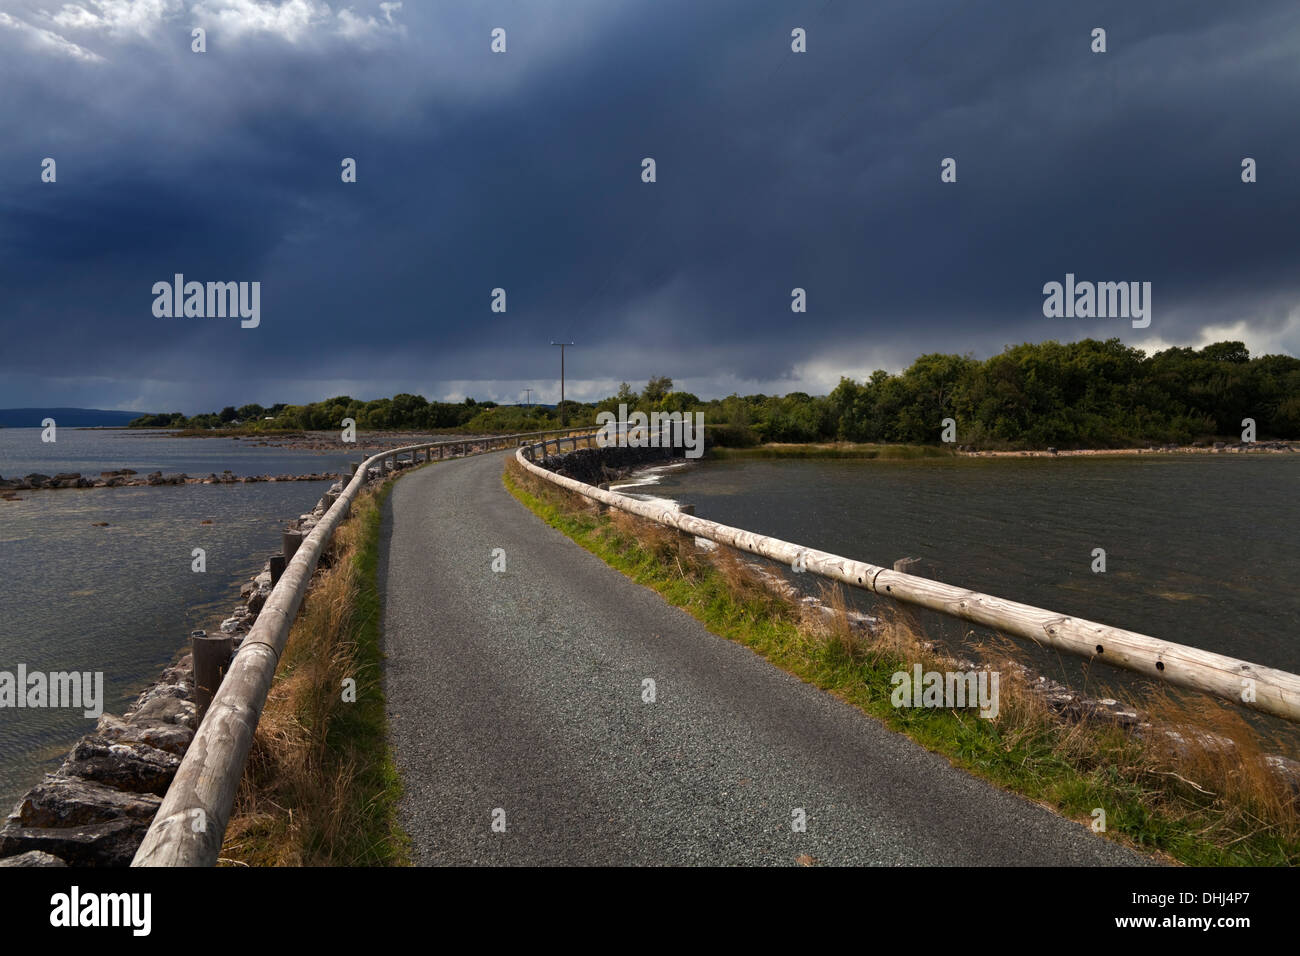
xmin=633 ymin=455 xmax=1300 ymax=723
xmin=3 ymin=437 xmax=1296 ymax=808
xmin=0 ymin=427 xmax=354 ymax=478
xmin=0 ymin=428 xmax=343 ymax=808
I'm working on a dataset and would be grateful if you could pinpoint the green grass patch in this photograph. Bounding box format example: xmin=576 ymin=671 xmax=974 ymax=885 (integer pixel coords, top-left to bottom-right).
xmin=319 ymin=479 xmax=410 ymax=866
xmin=222 ymin=475 xmax=412 ymax=866
xmin=503 ymin=461 xmax=1299 ymax=867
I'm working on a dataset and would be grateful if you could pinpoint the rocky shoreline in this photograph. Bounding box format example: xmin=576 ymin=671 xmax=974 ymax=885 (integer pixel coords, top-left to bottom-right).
xmin=537 ymin=441 xmax=697 ymax=485
xmin=167 ymin=428 xmax=501 ymax=453
xmin=228 ymin=431 xmax=458 ymax=452
xmin=955 ymin=439 xmax=1297 ymax=457
xmin=0 ymin=469 xmax=343 ymax=500
xmin=0 ymin=429 xmax=511 ymax=498
xmin=0 ymin=471 xmax=360 ymax=867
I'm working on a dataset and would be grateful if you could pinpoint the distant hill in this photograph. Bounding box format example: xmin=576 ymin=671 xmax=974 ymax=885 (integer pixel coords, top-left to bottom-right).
xmin=0 ymin=408 xmax=142 ymax=427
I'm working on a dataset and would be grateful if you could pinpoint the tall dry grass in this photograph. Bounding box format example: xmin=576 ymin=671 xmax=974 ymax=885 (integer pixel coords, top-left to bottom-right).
xmin=220 ymin=485 xmax=405 ymax=866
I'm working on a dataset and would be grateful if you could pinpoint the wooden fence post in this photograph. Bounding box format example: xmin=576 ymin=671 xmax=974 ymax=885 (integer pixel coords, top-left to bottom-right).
xmin=191 ymin=630 xmax=234 ymax=724
xmin=282 ymin=528 xmax=302 ymax=562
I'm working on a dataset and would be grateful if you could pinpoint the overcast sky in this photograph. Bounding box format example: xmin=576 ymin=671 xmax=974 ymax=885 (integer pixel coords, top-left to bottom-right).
xmin=2 ymin=0 xmax=1298 ymax=413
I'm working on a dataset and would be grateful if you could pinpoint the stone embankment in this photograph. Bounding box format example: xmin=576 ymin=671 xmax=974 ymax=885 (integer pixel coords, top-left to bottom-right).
xmin=0 ymin=462 xmax=392 ymax=866
xmin=537 ymin=442 xmax=697 ymax=486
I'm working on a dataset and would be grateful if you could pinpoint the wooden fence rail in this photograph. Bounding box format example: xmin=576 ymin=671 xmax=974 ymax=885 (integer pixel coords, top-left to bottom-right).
xmin=136 ymin=426 xmax=1300 ymax=867
xmin=132 ymin=426 xmax=590 ymax=867
xmin=514 ymin=435 xmax=1300 ymax=724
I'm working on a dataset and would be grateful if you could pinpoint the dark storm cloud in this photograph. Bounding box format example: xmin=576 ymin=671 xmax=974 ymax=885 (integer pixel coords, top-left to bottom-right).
xmin=2 ymin=0 xmax=1298 ymax=412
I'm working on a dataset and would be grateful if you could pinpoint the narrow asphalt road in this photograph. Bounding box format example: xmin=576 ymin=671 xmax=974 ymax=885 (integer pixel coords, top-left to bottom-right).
xmin=379 ymin=451 xmax=1148 ymax=866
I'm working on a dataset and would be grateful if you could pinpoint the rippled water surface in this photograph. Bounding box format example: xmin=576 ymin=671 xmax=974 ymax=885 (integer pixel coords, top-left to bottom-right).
xmin=0 ymin=427 xmax=353 ymax=478
xmin=640 ymin=455 xmax=1300 ymax=709
xmin=0 ymin=429 xmax=339 ymax=807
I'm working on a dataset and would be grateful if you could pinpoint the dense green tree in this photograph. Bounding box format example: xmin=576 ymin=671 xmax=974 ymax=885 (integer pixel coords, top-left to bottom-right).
xmin=642 ymin=375 xmax=673 ymax=407
xmin=659 ymin=391 xmax=701 ymax=414
xmin=128 ymin=342 xmax=1298 ymax=446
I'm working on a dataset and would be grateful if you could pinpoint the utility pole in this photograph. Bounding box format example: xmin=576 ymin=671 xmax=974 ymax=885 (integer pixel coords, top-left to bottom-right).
xmin=522 ymin=388 xmax=533 ymax=409
xmin=550 ymin=341 xmax=574 ymax=426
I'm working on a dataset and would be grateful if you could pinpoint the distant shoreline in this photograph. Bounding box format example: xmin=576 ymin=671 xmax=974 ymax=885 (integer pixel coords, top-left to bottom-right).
xmin=960 ymin=441 xmax=1298 ymax=458
xmin=708 ymin=440 xmax=1299 ymax=461
xmin=1 ymin=470 xmax=343 ymax=497
xmin=138 ymin=427 xmax=1300 ymax=457
xmin=148 ymin=428 xmax=513 ymax=453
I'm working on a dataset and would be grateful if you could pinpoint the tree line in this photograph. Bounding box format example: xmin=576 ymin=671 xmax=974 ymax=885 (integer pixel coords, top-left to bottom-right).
xmin=130 ymin=339 xmax=1299 ymax=448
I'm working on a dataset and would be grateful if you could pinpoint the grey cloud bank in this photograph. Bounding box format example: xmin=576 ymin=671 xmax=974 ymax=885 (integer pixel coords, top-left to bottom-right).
xmin=1 ymin=0 xmax=1298 ymax=412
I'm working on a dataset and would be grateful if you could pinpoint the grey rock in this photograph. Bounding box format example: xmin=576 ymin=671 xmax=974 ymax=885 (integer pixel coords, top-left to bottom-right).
xmin=129 ymin=694 xmax=196 ymax=730
xmin=56 ymin=736 xmax=180 ymax=796
xmin=1263 ymin=754 xmax=1300 ymax=796
xmin=0 ymin=818 xmax=150 ymax=867
xmin=0 ymin=850 xmax=67 ymax=867
xmin=158 ymin=656 xmax=193 ymax=685
xmin=6 ymin=776 xmax=161 ymax=828
xmin=132 ymin=679 xmax=191 ymax=709
xmin=97 ymin=713 xmax=194 ymax=755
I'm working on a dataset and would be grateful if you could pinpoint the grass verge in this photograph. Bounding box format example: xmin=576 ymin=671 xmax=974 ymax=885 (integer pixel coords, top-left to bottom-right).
xmin=220 ymin=477 xmax=410 ymax=866
xmin=503 ymin=458 xmax=1299 ymax=866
